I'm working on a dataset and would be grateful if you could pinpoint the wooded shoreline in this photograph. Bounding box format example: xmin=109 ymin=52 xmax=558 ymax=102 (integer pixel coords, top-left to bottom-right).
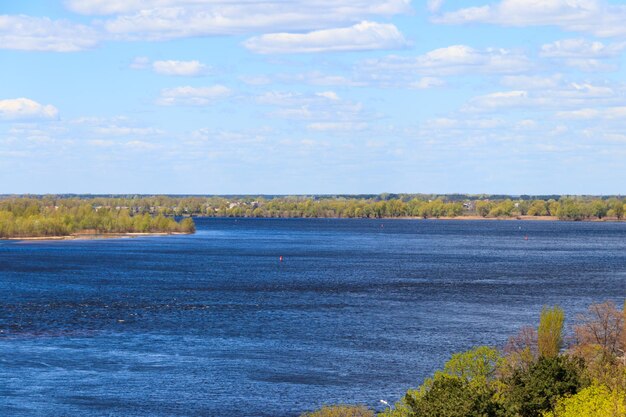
xmin=2 ymin=195 xmax=625 ymax=239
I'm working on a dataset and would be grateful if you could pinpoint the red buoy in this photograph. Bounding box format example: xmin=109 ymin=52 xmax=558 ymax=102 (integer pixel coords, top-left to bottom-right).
xmin=279 ymin=256 xmax=283 ymax=262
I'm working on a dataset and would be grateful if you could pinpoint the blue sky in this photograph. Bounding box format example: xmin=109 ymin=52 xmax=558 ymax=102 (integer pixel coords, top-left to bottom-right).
xmin=2 ymin=0 xmax=626 ymax=195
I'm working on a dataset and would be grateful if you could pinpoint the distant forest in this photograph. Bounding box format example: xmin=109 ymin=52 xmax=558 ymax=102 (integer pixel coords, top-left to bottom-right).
xmin=0 ymin=197 xmax=195 ymax=238
xmin=0 ymin=194 xmax=624 ymax=238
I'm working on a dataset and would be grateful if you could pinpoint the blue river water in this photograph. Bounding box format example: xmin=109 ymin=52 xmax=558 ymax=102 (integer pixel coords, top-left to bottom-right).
xmin=1 ymin=218 xmax=625 ymax=416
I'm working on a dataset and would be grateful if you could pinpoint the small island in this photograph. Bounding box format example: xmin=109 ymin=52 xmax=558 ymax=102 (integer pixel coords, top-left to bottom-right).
xmin=0 ymin=197 xmax=195 ymax=240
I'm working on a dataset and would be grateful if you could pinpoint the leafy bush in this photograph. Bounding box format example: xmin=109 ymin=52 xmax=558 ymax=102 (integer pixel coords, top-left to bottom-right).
xmin=300 ymin=405 xmax=374 ymax=417
xmin=542 ymin=384 xmax=626 ymax=417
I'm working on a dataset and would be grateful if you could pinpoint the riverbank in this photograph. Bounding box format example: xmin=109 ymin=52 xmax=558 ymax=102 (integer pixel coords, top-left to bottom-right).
xmin=198 ymin=215 xmax=624 ymax=222
xmin=387 ymin=215 xmax=559 ymax=221
xmin=6 ymin=232 xmax=192 ymax=242
xmin=391 ymin=215 xmax=625 ymax=221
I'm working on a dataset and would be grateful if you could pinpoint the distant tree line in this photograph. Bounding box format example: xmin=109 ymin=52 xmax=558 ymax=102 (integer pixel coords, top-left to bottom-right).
xmin=302 ymin=300 xmax=626 ymax=417
xmin=0 ymin=198 xmax=195 ymax=238
xmin=1 ymin=195 xmax=625 ymax=224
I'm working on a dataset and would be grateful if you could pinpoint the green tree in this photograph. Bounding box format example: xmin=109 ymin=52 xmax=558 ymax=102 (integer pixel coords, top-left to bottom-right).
xmin=528 ymin=200 xmax=548 ymax=216
xmin=590 ymin=200 xmax=608 ymax=219
xmin=475 ymin=201 xmax=492 ymax=217
xmin=403 ymin=375 xmax=506 ymax=417
xmin=383 ymin=347 xmax=506 ymax=417
xmin=504 ymin=355 xmax=586 ymax=417
xmin=442 ymin=346 xmax=502 ymax=385
xmin=538 ymin=306 xmax=565 ymax=358
xmin=607 ymin=199 xmax=624 ymax=220
xmin=179 ymin=217 xmax=196 ymax=233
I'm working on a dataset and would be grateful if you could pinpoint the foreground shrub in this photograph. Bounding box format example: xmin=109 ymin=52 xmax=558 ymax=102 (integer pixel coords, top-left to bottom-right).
xmin=504 ymin=355 xmax=587 ymax=417
xmin=303 ymin=301 xmax=625 ymax=417
xmin=300 ymin=405 xmax=374 ymax=417
xmin=403 ymin=375 xmax=507 ymax=417
xmin=542 ymin=384 xmax=626 ymax=417
xmin=382 ymin=347 xmax=507 ymax=417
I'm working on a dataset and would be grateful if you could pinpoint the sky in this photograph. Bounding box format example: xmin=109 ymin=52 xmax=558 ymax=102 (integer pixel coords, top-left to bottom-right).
xmin=1 ymin=0 xmax=626 ymax=195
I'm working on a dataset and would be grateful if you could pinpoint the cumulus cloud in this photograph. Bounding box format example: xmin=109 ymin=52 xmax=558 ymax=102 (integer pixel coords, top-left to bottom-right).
xmin=152 ymin=60 xmax=208 ymax=76
xmin=244 ymin=21 xmax=408 ymax=54
xmin=281 ymin=72 xmax=365 ymax=87
xmin=124 ymin=140 xmax=159 ymax=150
xmin=357 ymin=45 xmax=531 ymax=86
xmin=422 ymin=117 xmax=506 ymax=130
xmin=539 ymin=38 xmax=626 ymax=71
xmin=556 ymin=106 xmax=626 ymax=119
xmin=256 ymin=90 xmax=369 ymax=126
xmin=242 ymin=72 xmax=366 ymax=87
xmin=316 ymin=91 xmax=340 ymax=101
xmin=500 ymin=74 xmax=563 ymax=89
xmin=463 ymin=81 xmax=622 ymax=112
xmin=156 ymin=85 xmax=232 ymax=106
xmin=93 ymin=126 xmax=164 ymax=136
xmin=63 ymin=0 xmax=411 ymax=41
xmin=307 ymin=122 xmax=368 ymax=131
xmin=130 ymin=57 xmax=209 ymax=75
xmin=0 ymin=15 xmax=98 ymax=52
xmin=410 ymin=77 xmax=446 ymax=89
xmin=0 ymin=98 xmax=59 ymax=121
xmin=64 ymin=0 xmax=409 ymax=16
xmin=463 ymin=90 xmax=531 ymax=112
xmin=434 ymin=0 xmax=626 ymax=38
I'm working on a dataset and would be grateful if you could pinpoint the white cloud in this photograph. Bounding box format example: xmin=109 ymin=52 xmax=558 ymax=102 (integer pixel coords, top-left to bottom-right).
xmin=410 ymin=77 xmax=446 ymax=89
xmin=463 ymin=81 xmax=623 ymax=112
xmin=0 ymin=98 xmax=59 ymax=121
xmin=280 ymin=72 xmax=365 ymax=87
xmin=94 ymin=126 xmax=164 ymax=136
xmin=239 ymin=75 xmax=273 ymax=86
xmin=541 ymin=38 xmax=624 ymax=58
xmin=65 ymin=0 xmax=411 ymax=16
xmin=256 ymin=91 xmax=369 ymax=125
xmin=427 ymin=0 xmax=445 ymax=13
xmin=357 ymin=45 xmax=531 ymax=86
xmin=307 ymin=122 xmax=368 ymax=131
xmin=130 ymin=57 xmax=209 ymax=76
xmin=88 ymin=139 xmax=115 ymax=147
xmin=500 ymin=74 xmax=563 ymax=89
xmin=156 ymin=85 xmax=232 ymax=106
xmin=421 ymin=117 xmax=507 ymax=132
xmin=464 ymin=90 xmax=530 ymax=112
xmin=435 ymin=0 xmax=626 ymax=38
xmin=152 ymin=59 xmax=208 ymax=76
xmin=556 ymin=106 xmax=626 ymax=119
xmin=0 ymin=15 xmax=98 ymax=52
xmin=539 ymin=38 xmax=626 ymax=71
xmin=242 ymin=72 xmax=366 ymax=87
xmin=316 ymin=91 xmax=340 ymax=101
xmin=64 ymin=0 xmax=411 ymax=41
xmin=125 ymin=140 xmax=159 ymax=150
xmin=243 ymin=21 xmax=408 ymax=54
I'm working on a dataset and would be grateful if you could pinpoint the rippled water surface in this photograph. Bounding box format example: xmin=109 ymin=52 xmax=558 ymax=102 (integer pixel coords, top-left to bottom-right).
xmin=1 ymin=218 xmax=625 ymax=416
